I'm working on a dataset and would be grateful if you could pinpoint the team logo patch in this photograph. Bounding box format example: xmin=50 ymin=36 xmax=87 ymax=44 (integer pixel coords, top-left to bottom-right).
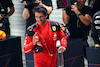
xmin=52 ymin=26 xmax=56 ymax=31
xmin=53 ymin=33 xmax=57 ymax=40
xmin=62 ymin=27 xmax=65 ymax=31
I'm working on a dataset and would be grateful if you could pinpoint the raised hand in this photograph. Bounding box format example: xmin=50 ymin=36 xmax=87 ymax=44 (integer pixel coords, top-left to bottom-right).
xmin=32 ymin=32 xmax=39 ymax=45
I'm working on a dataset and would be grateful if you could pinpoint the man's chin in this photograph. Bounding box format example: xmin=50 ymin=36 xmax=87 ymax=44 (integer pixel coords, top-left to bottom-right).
xmin=37 ymin=22 xmax=42 ymax=25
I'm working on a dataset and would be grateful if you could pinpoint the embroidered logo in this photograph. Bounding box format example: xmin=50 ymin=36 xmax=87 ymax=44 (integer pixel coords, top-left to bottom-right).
xmin=53 ymin=33 xmax=57 ymax=40
xmin=52 ymin=26 xmax=56 ymax=31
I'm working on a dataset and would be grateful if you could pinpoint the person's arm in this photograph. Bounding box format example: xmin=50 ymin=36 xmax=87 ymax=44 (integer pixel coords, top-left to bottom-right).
xmin=24 ymin=31 xmax=43 ymax=54
xmin=24 ymin=29 xmax=37 ymax=54
xmin=39 ymin=2 xmax=53 ymax=14
xmin=22 ymin=1 xmax=30 ymax=20
xmin=24 ymin=36 xmax=35 ymax=54
xmin=0 ymin=14 xmax=3 ymax=20
xmin=62 ymin=9 xmax=70 ymax=24
xmin=7 ymin=6 xmax=15 ymax=16
xmin=91 ymin=23 xmax=100 ymax=44
xmin=35 ymin=0 xmax=53 ymax=15
xmin=57 ymin=36 xmax=67 ymax=52
xmin=71 ymin=5 xmax=91 ymax=26
xmin=91 ymin=15 xmax=100 ymax=45
xmin=22 ymin=8 xmax=30 ymax=20
xmin=22 ymin=0 xmax=53 ymax=20
xmin=57 ymin=28 xmax=67 ymax=52
xmin=7 ymin=0 xmax=15 ymax=16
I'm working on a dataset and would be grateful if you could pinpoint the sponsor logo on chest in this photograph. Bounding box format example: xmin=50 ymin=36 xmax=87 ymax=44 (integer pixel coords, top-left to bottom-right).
xmin=53 ymin=33 xmax=57 ymax=40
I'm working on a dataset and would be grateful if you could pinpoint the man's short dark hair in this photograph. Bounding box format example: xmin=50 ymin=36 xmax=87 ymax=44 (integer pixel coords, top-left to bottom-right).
xmin=33 ymin=5 xmax=48 ymax=16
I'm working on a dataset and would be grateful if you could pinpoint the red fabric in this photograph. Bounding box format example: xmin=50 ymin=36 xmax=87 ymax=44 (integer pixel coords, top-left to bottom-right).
xmin=23 ymin=20 xmax=67 ymax=67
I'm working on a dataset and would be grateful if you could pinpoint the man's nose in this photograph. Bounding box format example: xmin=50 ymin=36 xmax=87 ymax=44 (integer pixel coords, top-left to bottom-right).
xmin=39 ymin=17 xmax=42 ymax=20
xmin=37 ymin=17 xmax=41 ymax=21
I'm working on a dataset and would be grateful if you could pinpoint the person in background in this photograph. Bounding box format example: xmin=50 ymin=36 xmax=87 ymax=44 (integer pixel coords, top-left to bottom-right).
xmin=91 ymin=0 xmax=100 ymax=16
xmin=91 ymin=10 xmax=100 ymax=47
xmin=63 ymin=0 xmax=92 ymax=43
xmin=63 ymin=0 xmax=92 ymax=66
xmin=23 ymin=5 xmax=67 ymax=67
xmin=0 ymin=0 xmax=15 ymax=35
xmin=22 ymin=0 xmax=53 ymax=29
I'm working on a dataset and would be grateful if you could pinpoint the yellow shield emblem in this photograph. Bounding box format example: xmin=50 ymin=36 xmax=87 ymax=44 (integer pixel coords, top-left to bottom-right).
xmin=52 ymin=26 xmax=56 ymax=31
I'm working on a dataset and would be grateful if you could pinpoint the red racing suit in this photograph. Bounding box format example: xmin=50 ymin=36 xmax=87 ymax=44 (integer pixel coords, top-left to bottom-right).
xmin=23 ymin=20 xmax=67 ymax=67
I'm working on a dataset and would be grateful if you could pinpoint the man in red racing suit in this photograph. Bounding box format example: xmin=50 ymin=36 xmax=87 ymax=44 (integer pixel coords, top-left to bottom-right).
xmin=23 ymin=5 xmax=67 ymax=67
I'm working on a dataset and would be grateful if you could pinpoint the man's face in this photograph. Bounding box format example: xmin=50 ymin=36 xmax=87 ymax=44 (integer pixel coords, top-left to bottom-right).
xmin=35 ymin=12 xmax=47 ymax=25
xmin=77 ymin=0 xmax=86 ymax=5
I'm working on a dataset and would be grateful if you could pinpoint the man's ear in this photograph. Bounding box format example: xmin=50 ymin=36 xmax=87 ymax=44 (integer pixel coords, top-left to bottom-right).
xmin=46 ymin=14 xmax=48 ymax=18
